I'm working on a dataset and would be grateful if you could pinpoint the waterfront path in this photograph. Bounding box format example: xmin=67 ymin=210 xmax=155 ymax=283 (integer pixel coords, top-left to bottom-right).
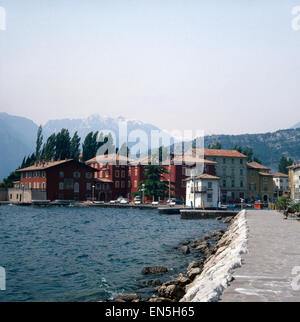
xmin=220 ymin=210 xmax=300 ymax=302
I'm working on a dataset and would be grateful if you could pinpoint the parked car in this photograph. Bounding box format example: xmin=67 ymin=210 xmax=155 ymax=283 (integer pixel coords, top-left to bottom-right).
xmin=134 ymin=196 xmax=142 ymax=204
xmin=120 ymin=198 xmax=129 ymax=204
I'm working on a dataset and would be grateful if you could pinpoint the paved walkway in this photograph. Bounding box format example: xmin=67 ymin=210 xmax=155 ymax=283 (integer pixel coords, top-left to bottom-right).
xmin=220 ymin=210 xmax=300 ymax=302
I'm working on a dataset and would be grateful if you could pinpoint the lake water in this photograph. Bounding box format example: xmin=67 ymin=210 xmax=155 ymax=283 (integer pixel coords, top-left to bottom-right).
xmin=0 ymin=205 xmax=227 ymax=302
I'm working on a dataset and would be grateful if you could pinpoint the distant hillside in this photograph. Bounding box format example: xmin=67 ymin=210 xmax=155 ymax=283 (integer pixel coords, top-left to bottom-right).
xmin=292 ymin=122 xmax=300 ymax=129
xmin=0 ymin=113 xmax=38 ymax=180
xmin=203 ymin=129 xmax=300 ymax=171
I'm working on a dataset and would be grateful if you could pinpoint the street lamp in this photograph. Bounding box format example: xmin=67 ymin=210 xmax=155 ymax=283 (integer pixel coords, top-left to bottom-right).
xmin=141 ymin=183 xmax=145 ymax=204
xmin=92 ymin=185 xmax=95 ymax=202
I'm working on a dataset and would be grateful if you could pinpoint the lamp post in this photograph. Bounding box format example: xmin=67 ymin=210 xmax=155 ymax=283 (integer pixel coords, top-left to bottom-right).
xmin=141 ymin=183 xmax=145 ymax=204
xmin=92 ymin=185 xmax=95 ymax=202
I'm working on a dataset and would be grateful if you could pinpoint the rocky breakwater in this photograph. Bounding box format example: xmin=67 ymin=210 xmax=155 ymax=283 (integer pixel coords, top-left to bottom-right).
xmin=180 ymin=210 xmax=248 ymax=302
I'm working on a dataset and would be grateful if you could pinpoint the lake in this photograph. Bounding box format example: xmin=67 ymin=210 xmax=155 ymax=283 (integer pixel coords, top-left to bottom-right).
xmin=0 ymin=205 xmax=227 ymax=302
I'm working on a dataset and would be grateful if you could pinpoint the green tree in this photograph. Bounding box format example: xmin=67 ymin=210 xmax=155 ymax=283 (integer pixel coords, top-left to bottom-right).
xmin=35 ymin=125 xmax=43 ymax=160
xmin=2 ymin=171 xmax=21 ymax=188
xmin=42 ymin=134 xmax=56 ymax=161
xmin=253 ymin=156 xmax=262 ymax=164
xmin=70 ymin=131 xmax=81 ymax=160
xmin=208 ymin=142 xmax=222 ymax=149
xmin=82 ymin=131 xmax=98 ymax=162
xmin=118 ymin=142 xmax=130 ymax=158
xmin=243 ymin=147 xmax=253 ymax=162
xmin=55 ymin=129 xmax=71 ymax=160
xmin=278 ymin=156 xmax=294 ymax=174
xmin=233 ymin=145 xmax=243 ymax=153
xmin=137 ymin=165 xmax=174 ymax=201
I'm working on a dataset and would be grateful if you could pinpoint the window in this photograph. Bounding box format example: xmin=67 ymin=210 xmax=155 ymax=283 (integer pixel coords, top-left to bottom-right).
xmin=86 ymin=183 xmax=91 ymax=191
xmin=240 ymin=181 xmax=244 ymax=188
xmin=232 ymin=158 xmax=235 ymax=164
xmin=36 ymin=183 xmax=39 ymax=189
xmin=240 ymin=159 xmax=243 ymax=165
xmin=121 ymin=170 xmax=125 ymax=178
xmin=115 ymin=181 xmax=120 ymax=189
xmin=223 ymin=168 xmax=226 ymax=176
xmin=85 ymin=172 xmax=93 ymax=179
xmin=240 ymin=169 xmax=243 ymax=176
xmin=115 ymin=170 xmax=120 ymax=178
xmin=222 ymin=180 xmax=226 ymax=188
xmin=73 ymin=172 xmax=80 ymax=179
xmin=207 ymin=193 xmax=213 ymax=202
xmin=135 ymin=167 xmax=138 ymax=176
xmin=134 ymin=180 xmax=137 ymax=188
xmin=231 ymin=180 xmax=235 ymax=188
xmin=42 ymin=171 xmax=46 ymax=178
xmin=74 ymin=182 xmax=79 ymax=193
xmin=29 ymin=183 xmax=31 ymax=189
xmin=59 ymin=182 xmax=64 ymax=190
xmin=100 ymin=171 xmax=103 ymax=178
xmin=251 ymin=170 xmax=254 ymax=177
xmin=223 ymin=158 xmax=226 ymax=164
xmin=59 ymin=171 xmax=64 ymax=178
xmin=208 ymin=182 xmax=212 ymax=190
xmin=264 ymin=184 xmax=268 ymax=191
xmin=121 ymin=181 xmax=125 ymax=188
xmin=42 ymin=182 xmax=45 ymax=190
xmin=21 ymin=173 xmax=24 ymax=179
xmin=231 ymin=168 xmax=235 ymax=176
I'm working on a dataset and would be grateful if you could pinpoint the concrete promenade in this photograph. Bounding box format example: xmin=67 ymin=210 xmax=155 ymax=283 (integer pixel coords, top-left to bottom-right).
xmin=220 ymin=210 xmax=300 ymax=302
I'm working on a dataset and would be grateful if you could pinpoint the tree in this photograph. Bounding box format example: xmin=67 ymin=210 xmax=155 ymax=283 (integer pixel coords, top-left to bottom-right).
xmin=278 ymin=156 xmax=294 ymax=174
xmin=70 ymin=131 xmax=81 ymax=160
xmin=208 ymin=142 xmax=222 ymax=149
xmin=82 ymin=132 xmax=98 ymax=162
xmin=42 ymin=134 xmax=56 ymax=161
xmin=137 ymin=165 xmax=174 ymax=201
xmin=2 ymin=171 xmax=21 ymax=188
xmin=233 ymin=145 xmax=243 ymax=153
xmin=118 ymin=143 xmax=130 ymax=158
xmin=55 ymin=129 xmax=71 ymax=160
xmin=243 ymin=147 xmax=253 ymax=162
xmin=35 ymin=125 xmax=43 ymax=160
xmin=253 ymin=156 xmax=262 ymax=164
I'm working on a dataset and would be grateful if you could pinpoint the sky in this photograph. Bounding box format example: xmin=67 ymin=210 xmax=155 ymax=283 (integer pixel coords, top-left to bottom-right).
xmin=0 ymin=0 xmax=300 ymax=135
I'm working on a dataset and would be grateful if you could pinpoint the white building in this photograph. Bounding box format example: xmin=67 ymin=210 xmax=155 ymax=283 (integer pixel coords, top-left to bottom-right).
xmin=288 ymin=164 xmax=300 ymax=201
xmin=186 ymin=174 xmax=220 ymax=208
xmin=273 ymin=172 xmax=290 ymax=198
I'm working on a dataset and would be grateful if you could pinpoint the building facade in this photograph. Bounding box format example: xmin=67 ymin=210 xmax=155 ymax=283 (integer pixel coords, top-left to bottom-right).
xmin=247 ymin=162 xmax=274 ymax=202
xmin=273 ymin=172 xmax=290 ymax=198
xmin=12 ymin=159 xmax=98 ymax=202
xmin=185 ymin=174 xmax=220 ymax=208
xmin=192 ymin=149 xmax=248 ymax=203
xmin=288 ymin=164 xmax=300 ymax=201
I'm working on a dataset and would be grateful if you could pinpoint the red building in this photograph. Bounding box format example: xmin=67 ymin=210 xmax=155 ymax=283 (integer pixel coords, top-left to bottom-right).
xmin=86 ymin=154 xmax=131 ymax=200
xmin=16 ymin=159 xmax=98 ymax=201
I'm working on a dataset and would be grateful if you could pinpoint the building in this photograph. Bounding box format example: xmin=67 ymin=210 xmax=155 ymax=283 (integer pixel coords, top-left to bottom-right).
xmin=288 ymin=164 xmax=300 ymax=201
xmin=190 ymin=149 xmax=247 ymax=203
xmin=86 ymin=154 xmax=131 ymax=200
xmin=185 ymin=174 xmax=220 ymax=208
xmin=9 ymin=159 xmax=98 ymax=202
xmin=129 ymin=155 xmax=217 ymax=202
xmin=273 ymin=172 xmax=290 ymax=198
xmin=247 ymin=162 xmax=274 ymax=202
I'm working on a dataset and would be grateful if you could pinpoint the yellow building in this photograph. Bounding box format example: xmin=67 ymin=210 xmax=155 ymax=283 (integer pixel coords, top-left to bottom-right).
xmin=287 ymin=164 xmax=300 ymax=201
xmin=247 ymin=162 xmax=274 ymax=202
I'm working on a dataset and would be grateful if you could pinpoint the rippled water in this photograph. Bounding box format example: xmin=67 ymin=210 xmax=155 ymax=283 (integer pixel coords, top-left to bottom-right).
xmin=0 ymin=205 xmax=227 ymax=302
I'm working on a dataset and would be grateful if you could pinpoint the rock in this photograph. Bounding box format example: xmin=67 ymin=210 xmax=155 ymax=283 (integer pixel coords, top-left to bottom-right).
xmin=142 ymin=266 xmax=168 ymax=275
xmin=195 ymin=241 xmax=210 ymax=253
xmin=187 ymin=260 xmax=204 ymax=273
xmin=216 ymin=216 xmax=222 ymax=220
xmin=115 ymin=293 xmax=140 ymax=302
xmin=148 ymin=297 xmax=176 ymax=303
xmin=180 ymin=245 xmax=190 ymax=254
xmin=223 ymin=216 xmax=233 ymax=223
xmin=153 ymin=278 xmax=161 ymax=286
xmin=187 ymin=267 xmax=202 ymax=280
xmin=203 ymin=234 xmax=211 ymax=240
xmin=176 ymin=273 xmax=191 ymax=286
xmin=158 ymin=284 xmax=185 ymax=301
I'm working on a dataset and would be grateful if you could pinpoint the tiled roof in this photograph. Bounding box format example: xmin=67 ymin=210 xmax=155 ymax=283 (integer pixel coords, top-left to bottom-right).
xmin=287 ymin=164 xmax=300 ymax=170
xmin=172 ymin=156 xmax=217 ymax=165
xmin=191 ymin=148 xmax=247 ymax=158
xmin=86 ymin=154 xmax=133 ymax=164
xmin=258 ymin=172 xmax=273 ymax=177
xmin=247 ymin=162 xmax=270 ymax=170
xmin=185 ymin=173 xmax=220 ymax=181
xmin=16 ymin=159 xmax=96 ymax=172
xmin=273 ymin=172 xmax=288 ymax=177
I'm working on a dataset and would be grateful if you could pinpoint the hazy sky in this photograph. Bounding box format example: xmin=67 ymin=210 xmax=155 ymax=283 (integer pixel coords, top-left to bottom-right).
xmin=0 ymin=0 xmax=300 ymax=135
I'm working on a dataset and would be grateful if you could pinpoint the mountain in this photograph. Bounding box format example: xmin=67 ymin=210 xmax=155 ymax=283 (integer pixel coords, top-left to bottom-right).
xmin=176 ymin=129 xmax=300 ymax=172
xmin=292 ymin=122 xmax=300 ymax=129
xmin=0 ymin=113 xmax=38 ymax=180
xmin=0 ymin=113 xmax=172 ymax=180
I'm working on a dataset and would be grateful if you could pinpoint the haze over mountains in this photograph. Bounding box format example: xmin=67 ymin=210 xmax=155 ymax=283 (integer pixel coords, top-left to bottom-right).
xmin=0 ymin=112 xmax=300 ymax=180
